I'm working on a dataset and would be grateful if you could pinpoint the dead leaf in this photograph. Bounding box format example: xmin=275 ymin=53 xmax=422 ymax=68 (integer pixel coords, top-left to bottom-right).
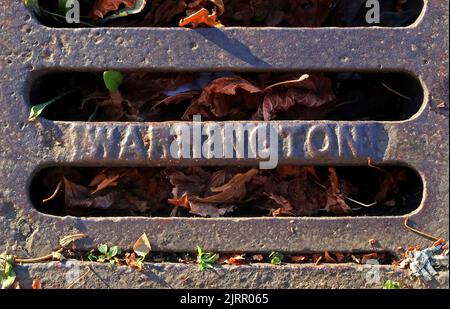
xmin=268 ymin=194 xmax=295 ymax=217
xmin=252 ymin=254 xmax=264 ymax=262
xmin=179 ymin=8 xmax=223 ymax=28
xmin=189 ymin=201 xmax=234 ymax=218
xmin=184 ymin=76 xmax=262 ymax=120
xmin=32 ymin=278 xmax=42 ymax=289
xmin=361 ymin=253 xmax=383 ymax=264
xmin=91 ymin=174 xmax=120 ymax=195
xmin=124 ymin=252 xmax=143 ymax=271
xmin=168 ymin=193 xmax=191 ymax=209
xmin=323 ymin=168 xmax=353 ymax=214
xmin=192 ymin=169 xmax=258 ymax=204
xmin=285 ymin=0 xmax=332 ymax=27
xmin=375 ymin=169 xmax=408 ymax=202
xmin=91 ymin=0 xmax=139 ymax=19
xmin=323 ymin=251 xmax=337 ymax=263
xmin=227 ymin=255 xmax=246 ymax=265
xmin=133 ymin=233 xmax=151 ymax=257
xmin=260 ymin=73 xmax=336 ymax=120
xmin=291 ymin=255 xmax=307 ymax=263
xmin=335 ymin=253 xmax=346 ymax=263
xmin=63 ymin=177 xmax=92 ymax=206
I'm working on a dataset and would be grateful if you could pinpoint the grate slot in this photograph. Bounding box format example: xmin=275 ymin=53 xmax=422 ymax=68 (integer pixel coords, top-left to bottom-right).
xmin=28 ymin=0 xmax=425 ymax=28
xmin=29 ymin=71 xmax=424 ymax=122
xmin=30 ymin=165 xmax=423 ymax=218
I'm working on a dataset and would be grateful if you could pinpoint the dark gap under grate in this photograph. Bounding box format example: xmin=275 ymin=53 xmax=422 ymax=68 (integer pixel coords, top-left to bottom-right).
xmin=30 ymin=165 xmax=423 ymax=218
xmin=29 ymin=71 xmax=424 ymax=122
xmin=30 ymin=0 xmax=424 ymax=28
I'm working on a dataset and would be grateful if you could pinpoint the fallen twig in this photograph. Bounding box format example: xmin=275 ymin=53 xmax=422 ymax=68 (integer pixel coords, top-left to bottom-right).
xmin=14 ymin=234 xmax=88 ymax=264
xmin=381 ymin=82 xmax=412 ymax=100
xmin=264 ymin=74 xmax=310 ymax=91
xmin=42 ymin=180 xmax=62 ymax=203
xmin=404 ymin=217 xmax=441 ymax=242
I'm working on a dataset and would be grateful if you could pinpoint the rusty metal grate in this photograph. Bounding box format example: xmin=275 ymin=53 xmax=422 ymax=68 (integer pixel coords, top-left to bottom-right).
xmin=0 ymin=0 xmax=448 ymax=264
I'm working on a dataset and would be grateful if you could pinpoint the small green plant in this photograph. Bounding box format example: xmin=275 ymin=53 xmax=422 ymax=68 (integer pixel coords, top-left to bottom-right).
xmin=196 ymin=246 xmax=219 ymax=271
xmin=383 ymin=280 xmax=401 ymax=289
xmin=103 ymin=71 xmax=123 ymax=93
xmin=28 ymin=89 xmax=76 ymax=121
xmin=269 ymin=252 xmax=284 ymax=265
xmin=58 ymin=0 xmax=69 ymax=14
xmin=0 ymin=254 xmax=16 ymax=289
xmin=88 ymin=244 xmax=121 ymax=265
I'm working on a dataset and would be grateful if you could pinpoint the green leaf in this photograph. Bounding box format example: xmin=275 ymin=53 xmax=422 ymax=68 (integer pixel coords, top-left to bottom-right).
xmin=383 ymin=280 xmax=401 ymax=289
xmin=87 ymin=252 xmax=97 ymax=262
xmin=103 ymin=71 xmax=123 ymax=92
xmin=196 ymin=246 xmax=218 ymax=271
xmin=99 ymin=0 xmax=147 ymax=23
xmin=0 ymin=255 xmax=16 ymax=290
xmin=269 ymin=252 xmax=284 ymax=265
xmin=58 ymin=0 xmax=68 ymax=14
xmin=29 ymin=90 xmax=75 ymax=121
xmin=108 ymin=246 xmax=120 ymax=258
xmin=23 ymin=0 xmax=42 ymax=16
xmin=97 ymin=244 xmax=108 ymax=255
xmin=29 ymin=102 xmax=53 ymax=121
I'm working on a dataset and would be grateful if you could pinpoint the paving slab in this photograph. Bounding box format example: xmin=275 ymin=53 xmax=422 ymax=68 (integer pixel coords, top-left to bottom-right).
xmin=14 ymin=261 xmax=449 ymax=289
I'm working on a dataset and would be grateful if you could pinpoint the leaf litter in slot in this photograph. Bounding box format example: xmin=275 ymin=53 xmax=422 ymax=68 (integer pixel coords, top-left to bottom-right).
xmin=31 ymin=165 xmax=422 ymax=218
xmin=26 ymin=0 xmax=423 ymax=27
xmin=29 ymin=71 xmax=421 ymax=121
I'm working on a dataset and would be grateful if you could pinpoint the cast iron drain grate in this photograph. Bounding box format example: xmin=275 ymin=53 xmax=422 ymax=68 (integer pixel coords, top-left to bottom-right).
xmin=0 ymin=1 xmax=448 ymax=262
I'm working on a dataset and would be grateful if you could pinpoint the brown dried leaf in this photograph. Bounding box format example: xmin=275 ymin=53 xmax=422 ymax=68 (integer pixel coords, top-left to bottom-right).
xmin=335 ymin=253 xmax=346 ymax=263
xmin=375 ymin=169 xmax=408 ymax=202
xmin=323 ymin=251 xmax=336 ymax=263
xmin=192 ymin=169 xmax=258 ymax=204
xmin=252 ymin=254 xmax=264 ymax=262
xmin=168 ymin=193 xmax=191 ymax=209
xmin=32 ymin=278 xmax=42 ymax=289
xmin=124 ymin=252 xmax=143 ymax=271
xmin=285 ymin=0 xmax=333 ymax=27
xmin=260 ymin=73 xmax=336 ymax=120
xmin=323 ymin=168 xmax=353 ymax=214
xmin=361 ymin=253 xmax=383 ymax=264
xmin=184 ymin=77 xmax=262 ymax=119
xmin=227 ymin=255 xmax=246 ymax=265
xmin=91 ymin=0 xmax=138 ymax=19
xmin=268 ymin=194 xmax=295 ymax=217
xmin=189 ymin=201 xmax=234 ymax=218
xmin=91 ymin=174 xmax=120 ymax=195
xmin=179 ymin=8 xmax=223 ymax=28
xmin=63 ymin=177 xmax=92 ymax=207
xmin=291 ymin=255 xmax=308 ymax=263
